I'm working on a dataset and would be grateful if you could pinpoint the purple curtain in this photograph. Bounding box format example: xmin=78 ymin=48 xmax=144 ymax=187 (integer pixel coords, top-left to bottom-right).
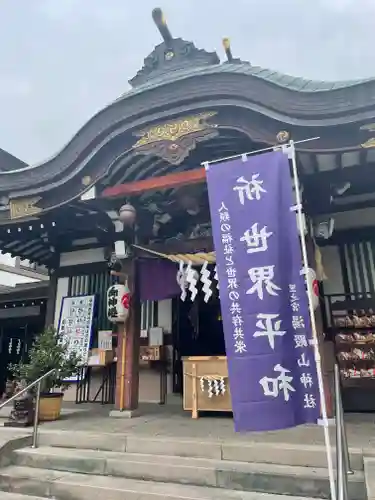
xmin=139 ymin=259 xmax=180 ymax=301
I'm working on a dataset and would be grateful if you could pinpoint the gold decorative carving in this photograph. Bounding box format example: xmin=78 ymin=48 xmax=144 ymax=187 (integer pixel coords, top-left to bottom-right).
xmin=133 ymin=112 xmax=217 ymax=148
xmin=360 ymin=123 xmax=375 ymax=148
xmin=82 ymin=175 xmax=92 ymax=186
xmin=10 ymin=197 xmax=42 ymax=219
xmin=276 ymin=130 xmax=290 ymax=144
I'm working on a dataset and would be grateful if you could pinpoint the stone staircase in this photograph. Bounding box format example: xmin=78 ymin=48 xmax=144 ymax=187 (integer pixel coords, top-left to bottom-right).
xmin=0 ymin=430 xmax=368 ymax=499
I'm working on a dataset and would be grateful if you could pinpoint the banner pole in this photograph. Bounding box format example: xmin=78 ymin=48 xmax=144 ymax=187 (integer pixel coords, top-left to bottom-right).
xmin=201 ymin=136 xmax=320 ymax=167
xmin=288 ymin=140 xmax=337 ymax=500
xmin=334 ymin=363 xmax=353 ymax=475
xmin=334 ymin=363 xmax=349 ymax=500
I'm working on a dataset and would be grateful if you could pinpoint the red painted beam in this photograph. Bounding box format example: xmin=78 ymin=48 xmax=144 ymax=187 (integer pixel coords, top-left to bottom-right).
xmin=101 ymin=167 xmax=206 ymax=198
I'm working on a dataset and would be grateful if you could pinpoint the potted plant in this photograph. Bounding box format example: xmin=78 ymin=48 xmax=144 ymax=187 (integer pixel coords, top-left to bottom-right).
xmin=9 ymin=325 xmax=82 ymax=421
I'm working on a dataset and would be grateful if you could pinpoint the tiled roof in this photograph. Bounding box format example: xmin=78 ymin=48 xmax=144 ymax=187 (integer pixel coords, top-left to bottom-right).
xmin=116 ymin=61 xmax=374 ymax=102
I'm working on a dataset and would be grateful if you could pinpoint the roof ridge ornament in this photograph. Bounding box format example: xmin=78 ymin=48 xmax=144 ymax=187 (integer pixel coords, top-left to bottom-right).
xmin=152 ymin=8 xmax=173 ymax=46
xmin=222 ymin=38 xmax=243 ymax=65
xmin=129 ymin=8 xmax=220 ymax=88
xmin=222 ymin=38 xmax=233 ymax=62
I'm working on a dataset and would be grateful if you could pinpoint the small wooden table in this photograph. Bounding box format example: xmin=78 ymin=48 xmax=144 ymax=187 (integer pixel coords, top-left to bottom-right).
xmin=182 ymin=356 xmax=231 ymax=418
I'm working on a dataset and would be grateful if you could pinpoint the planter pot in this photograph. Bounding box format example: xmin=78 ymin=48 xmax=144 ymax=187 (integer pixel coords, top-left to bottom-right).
xmin=38 ymin=392 xmax=63 ymax=421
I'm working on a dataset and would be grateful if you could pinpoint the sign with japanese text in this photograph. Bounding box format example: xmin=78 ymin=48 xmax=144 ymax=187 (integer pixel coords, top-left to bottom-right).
xmin=58 ymin=295 xmax=95 ymax=381
xmin=206 ymin=150 xmax=320 ymax=432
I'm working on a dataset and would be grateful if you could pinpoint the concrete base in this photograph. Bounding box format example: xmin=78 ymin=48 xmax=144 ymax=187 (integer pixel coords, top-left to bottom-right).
xmin=317 ymin=417 xmax=336 ymax=427
xmin=109 ymin=409 xmax=140 ymax=419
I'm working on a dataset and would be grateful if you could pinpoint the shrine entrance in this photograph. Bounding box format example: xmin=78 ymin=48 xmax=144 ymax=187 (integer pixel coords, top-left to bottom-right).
xmin=0 ymin=283 xmax=48 ymax=398
xmin=2 ymin=7 xmax=375 ymax=419
xmin=0 ymin=317 xmax=44 ymax=397
xmin=172 ymin=290 xmax=225 ymax=395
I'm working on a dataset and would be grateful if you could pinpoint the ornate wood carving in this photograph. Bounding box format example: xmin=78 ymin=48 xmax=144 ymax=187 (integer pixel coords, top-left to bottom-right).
xmin=10 ymin=197 xmax=42 ymax=219
xmin=132 ymin=112 xmax=218 ymax=165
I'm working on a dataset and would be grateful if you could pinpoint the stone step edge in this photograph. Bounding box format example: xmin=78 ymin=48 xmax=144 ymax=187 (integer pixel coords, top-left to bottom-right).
xmin=0 ymin=427 xmax=364 ymax=454
xmin=364 ymin=457 xmax=375 ymax=500
xmin=0 ymin=427 xmax=369 ymax=469
xmin=0 ymin=466 xmax=326 ymax=500
xmin=37 ymin=431 xmax=366 ymax=463
xmin=12 ymin=446 xmax=365 ymax=479
xmin=1 ymin=493 xmax=46 ymax=500
xmin=41 ymin=430 xmax=360 ymax=452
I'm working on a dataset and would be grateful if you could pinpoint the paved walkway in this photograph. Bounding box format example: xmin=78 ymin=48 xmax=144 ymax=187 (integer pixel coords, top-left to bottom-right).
xmin=25 ymin=400 xmax=375 ymax=450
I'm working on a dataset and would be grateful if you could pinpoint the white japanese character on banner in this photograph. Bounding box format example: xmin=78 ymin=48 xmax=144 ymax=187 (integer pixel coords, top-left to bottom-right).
xmin=297 ymin=353 xmax=311 ymax=367
xmin=291 ymin=302 xmax=300 ymax=312
xmin=234 ymin=340 xmax=247 ymax=354
xmin=289 ymin=284 xmax=297 ymax=292
xmin=232 ymin=315 xmax=243 ymax=327
xmin=224 ymin=244 xmax=234 ymax=255
xmin=240 ymin=223 xmax=273 ymax=254
xmin=294 ymin=335 xmax=308 ymax=348
xmin=227 ymin=278 xmax=238 ymax=290
xmin=222 ymin=233 xmax=233 ymax=244
xmin=259 ymin=364 xmax=295 ymax=402
xmin=229 ymin=291 xmax=239 ymax=301
xmin=300 ymin=373 xmax=314 ymax=388
xmin=221 ymin=223 xmax=231 ymax=232
xmin=233 ymin=174 xmax=266 ymax=205
xmin=230 ymin=302 xmax=242 ymax=315
xmin=218 ymin=202 xmax=228 ymax=212
xmin=226 ymin=255 xmax=234 ymax=266
xmin=226 ymin=267 xmax=236 ymax=278
xmin=220 ymin=212 xmax=230 ymax=222
xmin=246 ymin=265 xmax=281 ymax=300
xmin=303 ymin=394 xmax=317 ymax=409
xmin=233 ymin=327 xmax=244 ymax=340
xmin=292 ymin=315 xmax=305 ymax=330
xmin=254 ymin=313 xmax=286 ymax=349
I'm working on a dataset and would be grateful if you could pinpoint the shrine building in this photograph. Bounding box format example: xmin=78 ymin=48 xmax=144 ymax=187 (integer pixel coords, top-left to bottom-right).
xmin=1 ymin=8 xmax=375 ymax=416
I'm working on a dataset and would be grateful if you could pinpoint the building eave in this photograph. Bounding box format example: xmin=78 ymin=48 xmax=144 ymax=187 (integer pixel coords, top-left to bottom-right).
xmin=0 ymin=263 xmax=49 ymax=281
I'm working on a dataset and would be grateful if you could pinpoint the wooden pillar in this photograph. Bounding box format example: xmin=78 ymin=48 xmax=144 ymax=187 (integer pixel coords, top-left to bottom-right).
xmin=306 ymin=236 xmax=334 ymax=418
xmin=44 ymin=271 xmax=58 ymax=328
xmin=113 ymin=258 xmax=141 ymax=414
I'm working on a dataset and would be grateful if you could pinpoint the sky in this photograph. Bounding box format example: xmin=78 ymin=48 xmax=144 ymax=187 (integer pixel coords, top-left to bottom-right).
xmin=0 ymin=0 xmax=374 ymax=164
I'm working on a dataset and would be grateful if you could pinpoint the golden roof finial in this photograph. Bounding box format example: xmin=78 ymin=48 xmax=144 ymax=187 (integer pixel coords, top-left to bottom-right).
xmin=152 ymin=7 xmax=173 ymax=44
xmin=222 ymin=37 xmax=233 ymax=62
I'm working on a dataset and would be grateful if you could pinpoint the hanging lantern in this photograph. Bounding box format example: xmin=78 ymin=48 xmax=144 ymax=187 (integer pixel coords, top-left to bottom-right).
xmin=119 ymin=204 xmax=136 ymax=226
xmin=121 ymin=291 xmax=131 ymax=310
xmin=107 ymin=283 xmax=131 ymax=323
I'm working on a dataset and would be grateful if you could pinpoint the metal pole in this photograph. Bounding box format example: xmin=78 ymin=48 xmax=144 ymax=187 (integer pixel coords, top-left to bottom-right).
xmin=288 ymin=141 xmax=337 ymax=500
xmin=334 ymin=363 xmax=349 ymax=500
xmin=32 ymin=380 xmax=41 ymax=449
xmin=335 ymin=364 xmax=353 ymax=475
xmin=201 ymin=136 xmax=320 ymax=166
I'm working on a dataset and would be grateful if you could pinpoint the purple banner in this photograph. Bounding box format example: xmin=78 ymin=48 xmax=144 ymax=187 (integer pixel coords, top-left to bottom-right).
xmin=139 ymin=259 xmax=180 ymax=301
xmin=206 ymin=150 xmax=320 ymax=432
